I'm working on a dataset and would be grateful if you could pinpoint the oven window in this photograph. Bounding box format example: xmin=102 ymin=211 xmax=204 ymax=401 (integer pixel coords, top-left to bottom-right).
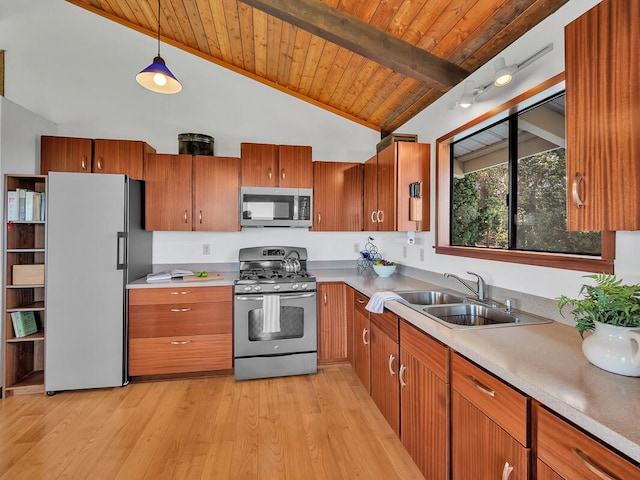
xmin=248 ymin=305 xmax=304 ymax=341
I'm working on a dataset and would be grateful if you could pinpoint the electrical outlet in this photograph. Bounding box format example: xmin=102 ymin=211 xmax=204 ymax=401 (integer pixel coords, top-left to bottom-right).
xmin=420 ymin=248 xmax=425 ymax=262
xmin=203 ymin=244 xmax=211 ymax=255
xmin=353 ymin=243 xmax=360 ymax=254
xmin=403 ymin=246 xmax=407 ymax=258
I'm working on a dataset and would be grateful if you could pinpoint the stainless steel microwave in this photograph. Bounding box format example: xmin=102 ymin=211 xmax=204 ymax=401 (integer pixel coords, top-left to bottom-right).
xmin=240 ymin=186 xmax=313 ymax=227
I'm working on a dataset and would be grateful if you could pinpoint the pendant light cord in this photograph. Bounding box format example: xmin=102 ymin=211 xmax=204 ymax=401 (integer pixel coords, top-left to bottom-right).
xmin=156 ymin=0 xmax=161 ymax=57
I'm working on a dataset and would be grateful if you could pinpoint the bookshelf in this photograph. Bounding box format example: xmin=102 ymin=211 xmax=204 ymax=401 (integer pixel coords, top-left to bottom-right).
xmin=2 ymin=174 xmax=47 ymax=397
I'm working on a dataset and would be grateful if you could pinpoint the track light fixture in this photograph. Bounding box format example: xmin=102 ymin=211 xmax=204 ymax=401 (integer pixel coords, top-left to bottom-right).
xmin=136 ymin=0 xmax=182 ymax=94
xmin=453 ymin=44 xmax=553 ymax=109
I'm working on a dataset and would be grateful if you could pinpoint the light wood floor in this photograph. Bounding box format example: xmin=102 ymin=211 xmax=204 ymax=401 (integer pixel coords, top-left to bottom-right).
xmin=0 ymin=365 xmax=425 ymax=479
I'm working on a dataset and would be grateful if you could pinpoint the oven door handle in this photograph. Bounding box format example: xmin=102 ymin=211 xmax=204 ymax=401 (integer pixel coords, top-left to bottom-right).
xmin=235 ymin=292 xmax=316 ymax=301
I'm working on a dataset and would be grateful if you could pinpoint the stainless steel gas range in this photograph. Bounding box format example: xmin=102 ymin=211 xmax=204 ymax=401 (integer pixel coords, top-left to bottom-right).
xmin=233 ymin=246 xmax=317 ymax=380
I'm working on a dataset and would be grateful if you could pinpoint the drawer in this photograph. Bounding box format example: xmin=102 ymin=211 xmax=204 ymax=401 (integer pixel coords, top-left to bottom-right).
xmin=370 ymin=309 xmax=399 ymax=342
xmin=452 ymin=353 xmax=529 ymax=446
xmin=129 ymin=334 xmax=232 ymax=376
xmin=129 ymin=285 xmax=232 ymax=305
xmin=400 ymin=320 xmax=448 ymax=381
xmin=129 ymin=302 xmax=232 ymax=338
xmin=354 ymin=291 xmax=370 ymax=316
xmin=537 ymin=406 xmax=640 ymax=479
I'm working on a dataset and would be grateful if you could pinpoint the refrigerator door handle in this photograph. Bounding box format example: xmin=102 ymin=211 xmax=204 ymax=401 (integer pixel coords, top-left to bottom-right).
xmin=117 ymin=231 xmax=127 ymax=270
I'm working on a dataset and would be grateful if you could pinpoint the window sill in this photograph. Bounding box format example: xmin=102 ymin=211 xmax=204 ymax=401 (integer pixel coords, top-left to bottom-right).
xmin=434 ymin=245 xmax=614 ymax=274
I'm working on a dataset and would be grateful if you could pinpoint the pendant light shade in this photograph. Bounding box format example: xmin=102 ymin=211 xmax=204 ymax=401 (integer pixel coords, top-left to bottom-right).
xmin=136 ymin=0 xmax=182 ymax=94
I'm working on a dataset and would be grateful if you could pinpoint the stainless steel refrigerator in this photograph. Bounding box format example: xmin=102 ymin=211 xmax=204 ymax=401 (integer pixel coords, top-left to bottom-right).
xmin=45 ymin=172 xmax=152 ymax=393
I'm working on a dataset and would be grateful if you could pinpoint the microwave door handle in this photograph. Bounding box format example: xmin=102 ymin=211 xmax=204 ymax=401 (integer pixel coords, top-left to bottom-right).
xmin=293 ymin=194 xmax=299 ymax=221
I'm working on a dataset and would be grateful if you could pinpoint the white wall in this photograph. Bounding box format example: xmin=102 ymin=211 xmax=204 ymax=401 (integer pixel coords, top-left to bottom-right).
xmin=1 ymin=0 xmax=638 ymax=301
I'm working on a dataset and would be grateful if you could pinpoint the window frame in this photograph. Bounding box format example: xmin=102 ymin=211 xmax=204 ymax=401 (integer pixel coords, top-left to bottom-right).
xmin=435 ymin=73 xmax=615 ymax=274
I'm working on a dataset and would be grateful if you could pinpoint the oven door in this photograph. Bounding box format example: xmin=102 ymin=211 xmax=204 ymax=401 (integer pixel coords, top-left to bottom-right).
xmin=234 ymin=291 xmax=317 ymax=357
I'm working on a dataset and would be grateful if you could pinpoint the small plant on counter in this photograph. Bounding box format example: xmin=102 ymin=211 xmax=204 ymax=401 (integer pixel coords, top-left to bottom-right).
xmin=556 ymin=273 xmax=640 ymax=338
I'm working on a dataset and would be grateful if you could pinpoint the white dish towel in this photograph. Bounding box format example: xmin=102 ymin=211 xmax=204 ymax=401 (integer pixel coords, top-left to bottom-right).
xmin=366 ymin=291 xmax=408 ymax=314
xmin=262 ymin=295 xmax=281 ymax=333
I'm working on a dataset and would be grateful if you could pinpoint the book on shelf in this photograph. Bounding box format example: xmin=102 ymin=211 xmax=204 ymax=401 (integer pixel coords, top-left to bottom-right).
xmin=25 ymin=191 xmax=35 ymax=221
xmin=7 ymin=191 xmax=19 ymax=221
xmin=11 ymin=311 xmax=38 ymax=338
xmin=17 ymin=188 xmax=27 ymax=220
xmin=32 ymin=192 xmax=42 ymax=221
xmin=40 ymin=192 xmax=46 ymax=221
xmin=146 ymin=269 xmax=195 ymax=283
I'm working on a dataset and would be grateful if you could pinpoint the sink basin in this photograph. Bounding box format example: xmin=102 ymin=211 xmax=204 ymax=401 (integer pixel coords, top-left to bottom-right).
xmin=396 ymin=290 xmax=464 ymax=305
xmin=422 ymin=303 xmax=549 ymax=328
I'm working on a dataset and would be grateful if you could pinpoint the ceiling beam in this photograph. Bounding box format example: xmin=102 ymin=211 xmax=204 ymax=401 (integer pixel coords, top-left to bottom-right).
xmin=240 ymin=0 xmax=470 ymax=90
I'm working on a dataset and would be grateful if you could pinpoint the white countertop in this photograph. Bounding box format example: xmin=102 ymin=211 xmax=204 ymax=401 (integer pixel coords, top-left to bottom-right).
xmin=313 ymin=269 xmax=640 ymax=464
xmin=128 ymin=267 xmax=640 ymax=463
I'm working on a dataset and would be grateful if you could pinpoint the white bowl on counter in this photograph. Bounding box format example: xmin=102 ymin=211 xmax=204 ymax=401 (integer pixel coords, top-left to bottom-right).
xmin=373 ymin=264 xmax=396 ymax=277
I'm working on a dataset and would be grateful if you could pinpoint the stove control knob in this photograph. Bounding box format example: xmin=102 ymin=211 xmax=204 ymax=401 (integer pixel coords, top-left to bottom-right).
xmin=291 ymin=283 xmax=299 ymax=290
xmin=253 ymin=285 xmax=262 ymax=292
xmin=301 ymin=283 xmax=308 ymax=290
xmin=273 ymin=284 xmax=281 ymax=291
xmin=244 ymin=286 xmax=252 ymax=292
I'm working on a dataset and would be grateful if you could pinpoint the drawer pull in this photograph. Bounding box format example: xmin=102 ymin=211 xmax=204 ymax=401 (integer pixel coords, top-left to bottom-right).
xmin=399 ymin=364 xmax=407 ymax=387
xmin=170 ymin=308 xmax=192 ymax=312
xmin=468 ymin=375 xmax=496 ymax=397
xmin=502 ymin=462 xmax=514 ymax=480
xmin=169 ymin=291 xmax=192 ymax=295
xmin=571 ymin=448 xmax=620 ymax=480
xmin=356 ymin=298 xmax=365 ymax=304
xmin=388 ymin=354 xmax=396 ymax=376
xmin=170 ymin=340 xmax=192 ymax=345
xmin=362 ymin=328 xmax=369 ymax=345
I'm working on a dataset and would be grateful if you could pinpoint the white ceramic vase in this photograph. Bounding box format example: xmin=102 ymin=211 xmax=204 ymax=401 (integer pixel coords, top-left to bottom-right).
xmin=581 ymin=321 xmax=640 ymax=377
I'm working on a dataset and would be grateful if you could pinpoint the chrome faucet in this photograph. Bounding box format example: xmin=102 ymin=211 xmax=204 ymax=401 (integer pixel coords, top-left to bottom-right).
xmin=444 ymin=271 xmax=486 ymax=301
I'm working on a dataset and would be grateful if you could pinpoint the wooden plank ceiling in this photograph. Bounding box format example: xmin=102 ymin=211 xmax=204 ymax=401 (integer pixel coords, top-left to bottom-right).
xmin=67 ymin=0 xmax=569 ymax=133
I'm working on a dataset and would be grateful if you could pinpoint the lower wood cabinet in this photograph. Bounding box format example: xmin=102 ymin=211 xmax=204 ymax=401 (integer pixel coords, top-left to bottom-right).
xmin=370 ymin=309 xmax=400 ymax=435
xmin=536 ymin=404 xmax=640 ymax=479
xmin=128 ymin=285 xmax=232 ymax=376
xmin=399 ymin=320 xmax=449 ymax=479
xmin=353 ymin=291 xmax=371 ymax=393
xmin=317 ymin=282 xmax=347 ymax=364
xmin=451 ymin=353 xmax=530 ymax=480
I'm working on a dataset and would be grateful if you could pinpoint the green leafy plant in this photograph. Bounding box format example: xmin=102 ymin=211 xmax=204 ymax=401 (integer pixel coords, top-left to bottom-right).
xmin=556 ymin=274 xmax=640 ymax=338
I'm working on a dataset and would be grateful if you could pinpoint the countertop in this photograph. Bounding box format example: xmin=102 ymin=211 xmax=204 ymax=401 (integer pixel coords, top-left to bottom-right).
xmin=128 ymin=268 xmax=640 ymax=463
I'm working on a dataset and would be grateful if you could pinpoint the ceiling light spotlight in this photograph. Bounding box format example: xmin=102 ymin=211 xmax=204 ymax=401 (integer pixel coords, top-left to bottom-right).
xmin=493 ymin=57 xmax=515 ymax=87
xmin=457 ymin=81 xmax=475 ymax=109
xmin=136 ymin=0 xmax=182 ymax=94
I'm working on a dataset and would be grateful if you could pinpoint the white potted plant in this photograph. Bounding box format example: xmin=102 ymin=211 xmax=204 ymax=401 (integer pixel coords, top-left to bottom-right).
xmin=557 ymin=274 xmax=640 ymax=376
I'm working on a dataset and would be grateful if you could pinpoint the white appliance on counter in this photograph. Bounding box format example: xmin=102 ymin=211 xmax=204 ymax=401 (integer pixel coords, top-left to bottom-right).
xmin=45 ymin=172 xmax=152 ymax=393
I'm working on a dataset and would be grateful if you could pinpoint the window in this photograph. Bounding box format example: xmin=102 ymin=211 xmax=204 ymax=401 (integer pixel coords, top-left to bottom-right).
xmin=436 ymin=75 xmax=614 ymax=273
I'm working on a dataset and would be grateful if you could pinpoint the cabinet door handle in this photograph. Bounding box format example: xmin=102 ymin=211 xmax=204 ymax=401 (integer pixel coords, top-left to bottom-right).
xmin=388 ymin=354 xmax=396 ymax=376
xmin=502 ymin=462 xmax=514 ymax=480
xmin=170 ymin=291 xmax=192 ymax=295
xmin=377 ymin=210 xmax=384 ymax=223
xmin=170 ymin=340 xmax=192 ymax=345
xmin=362 ymin=328 xmax=369 ymax=345
xmin=572 ymin=172 xmax=584 ymax=209
xmin=170 ymin=308 xmax=192 ymax=312
xmin=268 ymin=167 xmax=272 ymax=180
xmin=199 ymin=210 xmax=203 ymax=224
xmin=399 ymin=364 xmax=407 ymax=386
xmin=370 ymin=211 xmax=377 ymax=223
xmin=571 ymin=448 xmax=620 ymax=480
xmin=317 ymin=212 xmax=321 ymax=224
xmin=323 ymin=292 xmax=327 ymax=305
xmin=184 ymin=210 xmax=188 ymax=223
xmin=81 ymin=156 xmax=87 ymax=171
xmin=97 ymin=158 xmax=103 ymax=171
xmin=467 ymin=375 xmax=496 ymax=397
xmin=281 ymin=168 xmax=286 ymax=180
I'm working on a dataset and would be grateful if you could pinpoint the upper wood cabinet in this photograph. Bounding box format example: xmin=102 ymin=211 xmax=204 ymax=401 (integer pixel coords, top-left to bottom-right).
xmin=565 ymin=0 xmax=640 ymax=231
xmin=93 ymin=139 xmax=155 ymax=180
xmin=312 ymin=161 xmax=363 ymax=231
xmin=40 ymin=136 xmax=93 ymax=174
xmin=41 ymin=136 xmax=154 ymax=180
xmin=364 ymin=141 xmax=430 ymax=232
xmin=240 ymin=143 xmax=312 ymax=188
xmin=144 ymin=154 xmax=240 ymax=232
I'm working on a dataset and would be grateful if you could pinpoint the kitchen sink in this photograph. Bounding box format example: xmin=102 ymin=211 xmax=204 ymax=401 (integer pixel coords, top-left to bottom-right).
xmin=422 ymin=303 xmax=551 ymax=328
xmin=396 ymin=290 xmax=464 ymax=305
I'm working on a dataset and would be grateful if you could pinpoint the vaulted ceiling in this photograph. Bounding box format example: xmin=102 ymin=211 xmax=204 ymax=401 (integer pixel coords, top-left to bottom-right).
xmin=67 ymin=0 xmax=569 ymax=134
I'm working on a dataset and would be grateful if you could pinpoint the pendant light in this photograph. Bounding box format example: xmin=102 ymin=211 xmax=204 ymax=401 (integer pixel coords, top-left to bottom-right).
xmin=136 ymin=0 xmax=182 ymax=94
